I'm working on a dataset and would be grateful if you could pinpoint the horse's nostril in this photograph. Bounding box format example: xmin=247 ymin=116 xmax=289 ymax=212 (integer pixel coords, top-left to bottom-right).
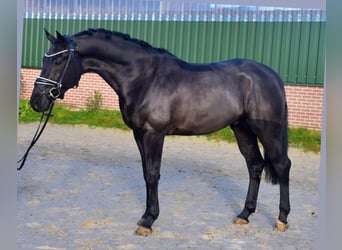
xmin=30 ymin=98 xmax=41 ymax=112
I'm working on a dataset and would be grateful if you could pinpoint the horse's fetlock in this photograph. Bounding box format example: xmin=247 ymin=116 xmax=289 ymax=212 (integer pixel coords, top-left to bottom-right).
xmin=245 ymin=201 xmax=257 ymax=213
xmin=149 ymin=207 xmax=159 ymax=219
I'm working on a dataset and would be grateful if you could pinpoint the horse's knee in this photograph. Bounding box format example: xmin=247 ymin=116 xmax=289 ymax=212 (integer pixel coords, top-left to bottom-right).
xmin=143 ymin=166 xmax=161 ymax=185
xmin=144 ymin=171 xmax=161 ymax=184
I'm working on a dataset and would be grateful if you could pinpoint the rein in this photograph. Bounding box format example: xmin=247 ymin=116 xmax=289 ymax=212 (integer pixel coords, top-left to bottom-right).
xmin=17 ymin=102 xmax=54 ymax=170
xmin=17 ymin=35 xmax=75 ymax=171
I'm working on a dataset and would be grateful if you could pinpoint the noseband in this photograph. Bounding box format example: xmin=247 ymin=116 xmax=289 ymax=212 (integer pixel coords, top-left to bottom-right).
xmin=34 ymin=35 xmax=76 ymax=100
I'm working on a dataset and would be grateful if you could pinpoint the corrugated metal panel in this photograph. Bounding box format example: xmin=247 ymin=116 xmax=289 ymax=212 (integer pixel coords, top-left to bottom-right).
xmin=287 ymin=23 xmax=301 ymax=83
xmin=316 ymin=22 xmax=325 ymax=84
xmin=21 ymin=18 xmax=325 ymax=85
xmin=306 ymin=21 xmax=323 ymax=83
xmin=278 ymin=22 xmax=292 ymax=81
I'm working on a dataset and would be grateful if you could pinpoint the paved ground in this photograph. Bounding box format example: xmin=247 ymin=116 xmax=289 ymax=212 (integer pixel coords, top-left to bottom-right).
xmin=17 ymin=123 xmax=320 ymax=250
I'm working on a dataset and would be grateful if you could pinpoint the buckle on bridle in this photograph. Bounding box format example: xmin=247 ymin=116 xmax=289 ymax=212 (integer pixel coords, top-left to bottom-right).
xmin=48 ymin=87 xmax=61 ymax=99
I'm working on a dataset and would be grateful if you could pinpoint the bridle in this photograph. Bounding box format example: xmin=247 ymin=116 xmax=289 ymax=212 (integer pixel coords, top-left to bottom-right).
xmin=34 ymin=35 xmax=77 ymax=100
xmin=17 ymin=35 xmax=77 ymax=171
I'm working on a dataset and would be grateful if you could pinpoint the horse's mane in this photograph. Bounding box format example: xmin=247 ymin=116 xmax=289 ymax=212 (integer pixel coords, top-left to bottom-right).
xmin=74 ymin=28 xmax=172 ymax=55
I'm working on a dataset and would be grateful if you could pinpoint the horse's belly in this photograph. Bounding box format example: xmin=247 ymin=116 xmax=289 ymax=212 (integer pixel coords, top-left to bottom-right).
xmin=170 ymin=107 xmax=240 ymax=135
xmin=166 ymin=91 xmax=243 ymax=134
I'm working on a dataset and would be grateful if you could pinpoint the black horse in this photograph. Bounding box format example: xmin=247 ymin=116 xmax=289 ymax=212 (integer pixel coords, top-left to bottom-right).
xmin=30 ymin=29 xmax=291 ymax=235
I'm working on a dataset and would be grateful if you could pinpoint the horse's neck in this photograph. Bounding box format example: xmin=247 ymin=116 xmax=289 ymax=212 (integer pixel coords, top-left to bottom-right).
xmin=77 ymin=37 xmax=149 ymax=97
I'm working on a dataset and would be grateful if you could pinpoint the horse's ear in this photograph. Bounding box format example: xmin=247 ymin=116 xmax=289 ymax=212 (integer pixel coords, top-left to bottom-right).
xmin=44 ymin=28 xmax=56 ymax=43
xmin=56 ymin=31 xmax=67 ymax=43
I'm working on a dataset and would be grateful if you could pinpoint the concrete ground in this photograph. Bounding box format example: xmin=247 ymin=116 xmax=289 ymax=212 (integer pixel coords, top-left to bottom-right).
xmin=17 ymin=123 xmax=320 ymax=250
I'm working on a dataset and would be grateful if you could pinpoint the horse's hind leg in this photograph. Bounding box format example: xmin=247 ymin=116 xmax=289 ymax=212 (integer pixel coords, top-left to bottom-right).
xmin=230 ymin=122 xmax=264 ymax=225
xmin=263 ymin=143 xmax=291 ymax=230
xmin=250 ymin=119 xmax=291 ymax=231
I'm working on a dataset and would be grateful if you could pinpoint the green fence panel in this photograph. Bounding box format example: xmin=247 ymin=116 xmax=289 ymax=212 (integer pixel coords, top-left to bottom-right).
xmin=245 ymin=22 xmax=256 ymax=60
xmin=316 ymin=22 xmax=326 ymax=84
xmin=278 ymin=22 xmax=292 ymax=82
xmin=287 ymin=23 xmax=301 ymax=83
xmin=21 ymin=18 xmax=325 ymax=85
xmin=297 ymin=22 xmax=311 ymax=83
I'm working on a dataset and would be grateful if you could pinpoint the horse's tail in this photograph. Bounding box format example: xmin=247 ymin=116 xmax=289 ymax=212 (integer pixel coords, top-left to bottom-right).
xmin=264 ymin=103 xmax=289 ymax=185
xmin=264 ymin=155 xmax=279 ymax=184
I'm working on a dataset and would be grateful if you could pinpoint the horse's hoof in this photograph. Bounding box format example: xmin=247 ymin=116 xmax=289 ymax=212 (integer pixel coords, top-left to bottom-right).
xmin=234 ymin=217 xmax=249 ymax=225
xmin=274 ymin=219 xmax=289 ymax=231
xmin=135 ymin=226 xmax=152 ymax=236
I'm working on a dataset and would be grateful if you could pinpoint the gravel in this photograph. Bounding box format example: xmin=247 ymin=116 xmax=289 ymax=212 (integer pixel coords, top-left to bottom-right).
xmin=17 ymin=123 xmax=320 ymax=250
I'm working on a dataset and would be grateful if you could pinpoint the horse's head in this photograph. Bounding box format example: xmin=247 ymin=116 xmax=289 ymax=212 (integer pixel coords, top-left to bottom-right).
xmin=30 ymin=29 xmax=82 ymax=112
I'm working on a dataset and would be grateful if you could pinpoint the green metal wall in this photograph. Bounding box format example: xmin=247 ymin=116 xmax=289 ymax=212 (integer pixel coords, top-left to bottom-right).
xmin=22 ymin=18 xmax=325 ymax=85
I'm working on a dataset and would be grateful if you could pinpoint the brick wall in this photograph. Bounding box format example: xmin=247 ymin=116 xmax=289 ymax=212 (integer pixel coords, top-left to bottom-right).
xmin=284 ymin=85 xmax=323 ymax=129
xmin=20 ymin=68 xmax=323 ymax=129
xmin=20 ymin=68 xmax=119 ymax=110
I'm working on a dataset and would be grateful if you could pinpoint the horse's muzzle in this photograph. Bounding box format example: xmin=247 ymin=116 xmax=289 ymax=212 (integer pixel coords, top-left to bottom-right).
xmin=30 ymin=95 xmax=51 ymax=112
xmin=30 ymin=97 xmax=43 ymax=112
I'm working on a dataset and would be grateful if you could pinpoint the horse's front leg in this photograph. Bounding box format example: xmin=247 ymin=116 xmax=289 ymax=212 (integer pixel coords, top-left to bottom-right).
xmin=133 ymin=129 xmax=165 ymax=236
